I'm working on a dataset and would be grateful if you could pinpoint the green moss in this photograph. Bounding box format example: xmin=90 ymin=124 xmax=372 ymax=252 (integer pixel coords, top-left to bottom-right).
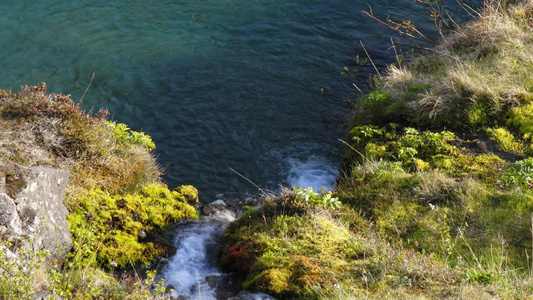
xmin=486 ymin=127 xmax=524 ymax=154
xmin=174 ymin=185 xmax=199 ymax=203
xmin=507 ymin=102 xmax=533 ymax=142
xmin=244 ymin=268 xmax=293 ymax=295
xmin=220 ymin=190 xmax=459 ymax=299
xmin=467 ymin=101 xmax=491 ymax=127
xmin=68 ymin=183 xmax=198 ymax=269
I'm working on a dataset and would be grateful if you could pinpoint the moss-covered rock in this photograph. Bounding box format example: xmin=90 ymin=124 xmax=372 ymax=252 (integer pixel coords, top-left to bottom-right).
xmin=219 ymin=191 xmax=459 ymax=299
xmin=0 ymin=83 xmax=200 ymax=298
xmin=67 ymin=183 xmax=198 ymax=269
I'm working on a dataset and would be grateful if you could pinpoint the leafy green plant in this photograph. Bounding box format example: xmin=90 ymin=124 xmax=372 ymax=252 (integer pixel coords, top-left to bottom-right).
xmin=0 ymin=239 xmax=50 ymax=300
xmin=107 ymin=121 xmax=156 ymax=151
xmin=465 ymin=269 xmax=496 ymax=284
xmin=360 ymin=90 xmax=392 ymax=109
xmin=350 ymin=125 xmax=385 ymax=143
xmin=499 ymin=157 xmax=533 ymax=187
xmin=294 ymin=187 xmax=341 ymax=209
xmin=130 ymin=270 xmax=170 ymax=299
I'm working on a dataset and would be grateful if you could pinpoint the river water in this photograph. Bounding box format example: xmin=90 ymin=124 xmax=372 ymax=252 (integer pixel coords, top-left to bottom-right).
xmin=0 ymin=1 xmax=472 ymax=200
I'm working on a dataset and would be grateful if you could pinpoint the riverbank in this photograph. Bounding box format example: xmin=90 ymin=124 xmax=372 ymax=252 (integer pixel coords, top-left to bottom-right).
xmin=0 ymin=85 xmax=199 ymax=298
xmin=219 ymin=1 xmax=533 ymax=299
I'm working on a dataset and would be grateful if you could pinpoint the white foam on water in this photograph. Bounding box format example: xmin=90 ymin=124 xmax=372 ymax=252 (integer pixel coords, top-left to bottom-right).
xmin=286 ymin=156 xmax=339 ymax=191
xmin=161 ymin=221 xmax=223 ymax=300
xmin=161 ymin=217 xmax=279 ymax=300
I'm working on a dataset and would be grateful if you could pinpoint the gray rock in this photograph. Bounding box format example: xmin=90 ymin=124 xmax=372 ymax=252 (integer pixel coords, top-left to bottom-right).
xmin=29 ymin=290 xmax=62 ymax=300
xmin=201 ymin=200 xmax=239 ymax=222
xmin=204 ymin=273 xmax=243 ymax=300
xmin=0 ymin=164 xmax=72 ymax=264
xmin=227 ymin=291 xmax=278 ymax=300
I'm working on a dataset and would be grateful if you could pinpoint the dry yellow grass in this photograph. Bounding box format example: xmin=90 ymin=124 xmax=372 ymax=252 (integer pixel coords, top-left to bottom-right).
xmin=0 ymin=83 xmax=161 ymax=204
xmin=355 ymin=1 xmax=533 ymax=128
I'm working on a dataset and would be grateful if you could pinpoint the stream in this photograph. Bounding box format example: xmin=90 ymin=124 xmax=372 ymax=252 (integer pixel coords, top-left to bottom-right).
xmin=159 ymin=160 xmax=338 ymax=299
xmin=160 ymin=201 xmax=274 ymax=300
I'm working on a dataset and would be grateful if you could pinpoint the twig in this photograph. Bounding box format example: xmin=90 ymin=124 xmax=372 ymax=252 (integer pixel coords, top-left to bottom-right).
xmin=390 ymin=38 xmax=401 ymax=69
xmin=362 ymin=9 xmax=435 ymax=46
xmin=360 ymin=41 xmax=381 ymax=79
xmin=79 ymin=72 xmax=95 ymax=103
xmin=229 ymin=167 xmax=264 ymax=192
xmin=459 ymin=1 xmax=482 ymax=19
xmin=338 ymin=139 xmax=371 ymax=163
xmin=352 ymin=83 xmax=364 ymax=94
xmin=458 ymin=227 xmax=482 ymax=268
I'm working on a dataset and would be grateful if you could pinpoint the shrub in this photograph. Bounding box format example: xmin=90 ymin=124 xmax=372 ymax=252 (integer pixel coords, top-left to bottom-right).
xmin=0 ymin=239 xmax=50 ymax=300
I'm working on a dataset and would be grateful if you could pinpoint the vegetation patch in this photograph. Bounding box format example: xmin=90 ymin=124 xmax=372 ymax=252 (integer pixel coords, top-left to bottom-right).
xmin=221 ymin=1 xmax=533 ymax=299
xmin=0 ymin=84 xmax=198 ymax=298
xmin=68 ymin=183 xmax=198 ymax=269
xmin=0 ymin=83 xmax=162 ymax=198
xmin=220 ymin=189 xmax=459 ymax=299
xmin=334 ymin=1 xmax=533 ymax=298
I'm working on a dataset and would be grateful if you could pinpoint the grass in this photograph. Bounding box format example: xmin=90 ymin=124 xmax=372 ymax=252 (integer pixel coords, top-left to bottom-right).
xmin=352 ymin=1 xmax=533 ymax=131
xmin=0 ymin=83 xmax=162 ymax=198
xmin=219 ymin=188 xmax=462 ymax=299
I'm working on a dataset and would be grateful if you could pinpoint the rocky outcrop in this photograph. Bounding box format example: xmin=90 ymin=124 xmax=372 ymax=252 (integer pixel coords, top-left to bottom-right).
xmin=0 ymin=164 xmax=72 ymax=263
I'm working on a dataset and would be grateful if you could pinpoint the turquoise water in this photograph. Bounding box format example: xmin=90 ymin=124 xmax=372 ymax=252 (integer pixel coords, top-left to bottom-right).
xmin=0 ymin=1 xmax=474 ymax=201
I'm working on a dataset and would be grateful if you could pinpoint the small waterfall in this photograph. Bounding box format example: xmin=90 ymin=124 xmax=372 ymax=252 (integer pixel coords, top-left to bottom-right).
xmin=160 ymin=201 xmax=276 ymax=300
xmin=160 ymin=157 xmax=338 ymax=299
xmin=161 ymin=219 xmax=226 ymax=299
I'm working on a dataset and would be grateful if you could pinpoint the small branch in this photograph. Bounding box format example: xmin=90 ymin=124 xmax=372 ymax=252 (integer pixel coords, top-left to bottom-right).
xmin=80 ymin=72 xmax=95 ymax=103
xmin=352 ymin=83 xmax=363 ymax=94
xmin=390 ymin=38 xmax=401 ymax=69
xmin=362 ymin=6 xmax=437 ymax=47
xmin=338 ymin=139 xmax=371 ymax=163
xmin=229 ymin=167 xmax=263 ymax=192
xmin=360 ymin=41 xmax=381 ymax=79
